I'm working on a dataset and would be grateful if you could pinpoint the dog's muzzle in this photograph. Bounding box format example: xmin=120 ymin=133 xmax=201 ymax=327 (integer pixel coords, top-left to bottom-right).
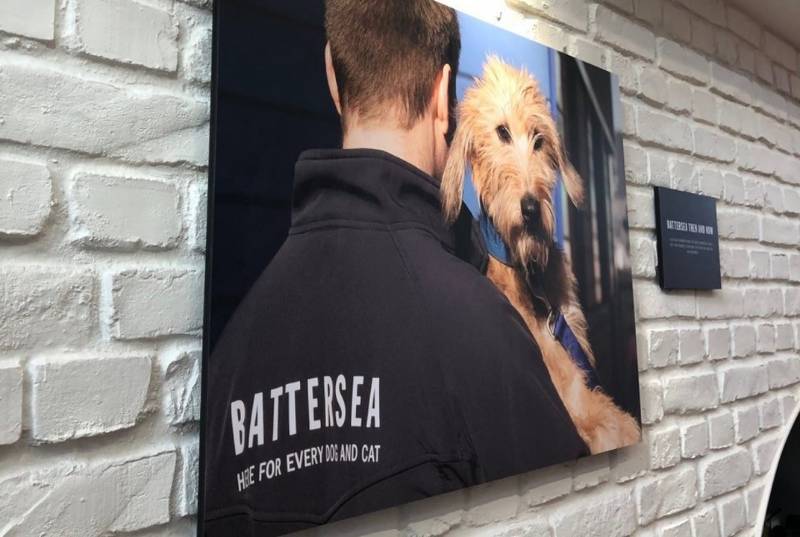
xmin=520 ymin=195 xmax=540 ymax=231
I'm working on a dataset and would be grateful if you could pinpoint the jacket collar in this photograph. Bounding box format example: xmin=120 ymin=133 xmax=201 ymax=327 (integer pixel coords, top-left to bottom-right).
xmin=292 ymin=148 xmax=487 ymax=272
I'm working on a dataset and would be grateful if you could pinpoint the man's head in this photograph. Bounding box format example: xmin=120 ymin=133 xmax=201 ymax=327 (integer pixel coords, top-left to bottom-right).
xmin=324 ymin=0 xmax=460 ymax=178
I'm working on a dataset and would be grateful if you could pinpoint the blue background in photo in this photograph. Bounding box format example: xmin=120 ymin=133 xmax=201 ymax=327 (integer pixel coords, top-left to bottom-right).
xmin=456 ymin=12 xmax=564 ymax=247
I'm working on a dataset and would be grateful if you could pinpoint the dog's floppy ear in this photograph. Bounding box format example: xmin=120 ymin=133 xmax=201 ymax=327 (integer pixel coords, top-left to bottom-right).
xmin=559 ymin=159 xmax=585 ymax=208
xmin=441 ymin=121 xmax=473 ymax=224
xmin=552 ymin=132 xmax=584 ymax=208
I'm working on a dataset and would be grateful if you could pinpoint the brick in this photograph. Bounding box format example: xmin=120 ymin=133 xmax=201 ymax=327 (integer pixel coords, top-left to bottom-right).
xmin=788 ymin=288 xmax=800 ymax=316
xmin=769 ymin=357 xmax=800 ymax=389
xmin=634 ymin=281 xmax=695 ymax=319
xmin=792 ymin=255 xmax=800 ymax=282
xmin=761 ymin=215 xmax=799 ymax=246
xmin=610 ymin=442 xmax=650 ymax=483
xmin=711 ymin=63 xmax=753 ymax=104
xmin=696 ymin=168 xmax=723 ymax=200
xmin=0 ymin=158 xmax=52 ymax=238
xmin=603 ymin=0 xmax=634 ymax=13
xmin=757 ymin=323 xmax=776 ymax=353
xmin=648 ymin=329 xmax=678 ymax=368
xmin=189 ymin=182 xmax=207 ymax=253
xmin=694 ymin=125 xmax=735 ymax=162
xmin=69 ymin=173 xmax=181 ymax=250
xmin=573 ymin=453 xmax=610 ymax=491
xmin=721 ymin=247 xmax=748 ymax=278
xmin=759 ymin=397 xmax=783 ymax=430
xmin=698 ymin=448 xmax=752 ymax=499
xmin=638 ymin=65 xmax=668 ymax=104
xmin=631 ymin=234 xmax=656 ymax=277
xmin=161 ymin=350 xmax=200 ymax=425
xmin=77 ymin=0 xmax=177 ymax=71
xmin=735 ymin=404 xmax=760 ymax=443
xmin=743 ymin=177 xmax=765 ymax=207
xmin=637 ymin=107 xmax=692 ymax=152
xmin=680 ymin=418 xmax=708 ymax=459
xmin=724 ymin=172 xmax=745 ymax=203
xmin=671 ymin=157 xmax=697 ymax=191
xmin=649 ymin=426 xmax=681 ymax=469
xmin=772 ymin=254 xmax=790 ymax=280
xmin=744 ymin=288 xmax=782 ymax=317
xmin=659 ymin=520 xmax=691 ymax=537
xmin=697 ymin=288 xmax=745 ymax=319
xmin=177 ymin=440 xmax=199 ymax=517
xmin=736 ymin=141 xmax=775 ymax=176
xmin=691 ymin=506 xmax=719 ymax=537
xmin=755 ymin=52 xmax=774 ymax=84
xmin=109 ymin=269 xmax=203 ymax=339
xmin=0 ymin=267 xmax=96 ymax=350
xmin=750 ymin=251 xmax=770 ymax=279
xmin=666 ymin=78 xmax=692 ymax=114
xmin=648 ymin=152 xmax=671 ymax=187
xmin=531 ymin=19 xmax=567 ymax=51
xmin=733 ymin=324 xmax=756 ymax=357
xmin=691 ymin=90 xmax=716 ymax=125
xmin=706 ymin=327 xmax=730 ymax=360
xmin=678 ymin=330 xmax=704 ymax=365
xmin=1 ymin=450 xmax=175 ymax=533
xmin=663 ymin=373 xmax=719 ymax=414
xmin=745 ymin=485 xmax=765 ymax=526
xmin=184 ymin=23 xmax=212 ymax=84
xmin=708 ymin=410 xmax=735 ymax=449
xmin=658 ymin=39 xmax=709 ymax=84
xmin=738 ymin=42 xmax=756 ymax=73
xmin=765 ymin=183 xmax=785 ymax=213
xmin=636 ymin=467 xmax=696 ymax=525
xmin=718 ymin=494 xmax=746 ymax=537
xmin=691 ymin=17 xmax=715 ymax=56
xmin=715 ymin=30 xmax=738 ymax=66
xmin=719 ymin=363 xmax=769 ymax=402
xmin=752 ymin=436 xmax=781 ymax=476
xmin=624 ymin=142 xmax=648 ymax=185
xmin=551 ymin=489 xmax=637 ymax=537
xmin=662 ymin=3 xmax=691 ymax=43
xmin=675 ymin=0 xmax=726 ymax=25
xmin=0 ymin=0 xmax=55 ymax=40
xmin=775 ymin=323 xmax=795 ymax=350
xmin=640 ymin=378 xmax=664 ymax=424
xmin=0 ymin=360 xmax=22 ymax=445
xmin=0 ymin=62 xmax=207 ymax=159
xmin=727 ymin=7 xmax=760 ymax=46
xmin=716 ymin=209 xmax=758 ymax=240
xmin=764 ymin=31 xmax=797 ymax=71
xmin=521 ymin=463 xmax=573 ymax=507
xmin=465 ymin=480 xmax=519 ymax=526
xmin=30 ymin=354 xmax=151 ymax=442
xmin=634 ymin=0 xmax=661 ymax=27
xmin=774 ymin=65 xmax=791 ymax=95
xmin=510 ymin=0 xmax=589 ymax=31
xmin=627 ymin=188 xmax=655 ymax=229
xmin=594 ymin=5 xmax=656 ymax=60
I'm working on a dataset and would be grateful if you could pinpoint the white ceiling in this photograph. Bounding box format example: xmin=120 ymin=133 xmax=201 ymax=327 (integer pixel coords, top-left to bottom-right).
xmin=727 ymin=0 xmax=800 ymax=49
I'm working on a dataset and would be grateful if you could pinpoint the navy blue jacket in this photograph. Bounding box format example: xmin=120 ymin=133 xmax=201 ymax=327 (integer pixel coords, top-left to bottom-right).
xmin=203 ymin=149 xmax=587 ymax=536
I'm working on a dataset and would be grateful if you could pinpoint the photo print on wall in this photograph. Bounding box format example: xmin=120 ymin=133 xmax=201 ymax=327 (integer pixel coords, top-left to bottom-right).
xmin=201 ymin=1 xmax=642 ymax=535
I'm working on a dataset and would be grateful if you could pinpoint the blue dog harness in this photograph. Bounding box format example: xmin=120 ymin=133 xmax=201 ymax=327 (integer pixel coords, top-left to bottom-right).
xmin=466 ymin=170 xmax=601 ymax=390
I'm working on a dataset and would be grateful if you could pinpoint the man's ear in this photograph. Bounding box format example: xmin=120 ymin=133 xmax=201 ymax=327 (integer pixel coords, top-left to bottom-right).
xmin=325 ymin=42 xmax=342 ymax=115
xmin=435 ymin=64 xmax=451 ymax=127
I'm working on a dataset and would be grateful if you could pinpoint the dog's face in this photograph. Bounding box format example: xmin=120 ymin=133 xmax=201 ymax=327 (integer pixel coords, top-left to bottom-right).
xmin=441 ymin=57 xmax=584 ymax=269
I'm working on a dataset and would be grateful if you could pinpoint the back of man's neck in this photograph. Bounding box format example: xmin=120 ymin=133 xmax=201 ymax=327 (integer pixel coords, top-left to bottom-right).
xmin=342 ymin=123 xmax=434 ymax=176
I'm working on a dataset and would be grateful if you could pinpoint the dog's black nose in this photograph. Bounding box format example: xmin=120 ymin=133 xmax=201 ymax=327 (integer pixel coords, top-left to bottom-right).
xmin=520 ymin=195 xmax=540 ymax=225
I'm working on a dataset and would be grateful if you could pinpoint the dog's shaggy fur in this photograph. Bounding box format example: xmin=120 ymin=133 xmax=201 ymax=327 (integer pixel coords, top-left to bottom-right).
xmin=442 ymin=57 xmax=640 ymax=454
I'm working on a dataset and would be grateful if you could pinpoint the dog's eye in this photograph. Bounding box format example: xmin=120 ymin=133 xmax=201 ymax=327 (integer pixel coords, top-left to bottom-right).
xmin=496 ymin=125 xmax=512 ymax=144
xmin=532 ymin=133 xmax=545 ymax=151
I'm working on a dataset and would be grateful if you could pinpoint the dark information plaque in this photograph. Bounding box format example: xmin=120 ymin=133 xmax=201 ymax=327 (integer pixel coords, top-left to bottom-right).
xmin=654 ymin=187 xmax=721 ymax=290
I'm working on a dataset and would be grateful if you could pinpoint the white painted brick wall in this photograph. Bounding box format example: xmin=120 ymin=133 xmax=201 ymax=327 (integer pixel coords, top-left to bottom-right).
xmin=0 ymin=0 xmax=799 ymax=535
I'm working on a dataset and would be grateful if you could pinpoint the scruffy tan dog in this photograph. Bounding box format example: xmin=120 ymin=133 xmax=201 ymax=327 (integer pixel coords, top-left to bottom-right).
xmin=441 ymin=57 xmax=640 ymax=454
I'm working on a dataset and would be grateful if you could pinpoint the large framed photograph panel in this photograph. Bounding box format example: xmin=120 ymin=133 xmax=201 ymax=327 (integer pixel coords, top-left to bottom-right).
xmin=201 ymin=2 xmax=642 ymax=536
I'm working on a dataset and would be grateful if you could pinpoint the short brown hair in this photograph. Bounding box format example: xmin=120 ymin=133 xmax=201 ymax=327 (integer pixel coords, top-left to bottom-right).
xmin=325 ymin=0 xmax=460 ymax=131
